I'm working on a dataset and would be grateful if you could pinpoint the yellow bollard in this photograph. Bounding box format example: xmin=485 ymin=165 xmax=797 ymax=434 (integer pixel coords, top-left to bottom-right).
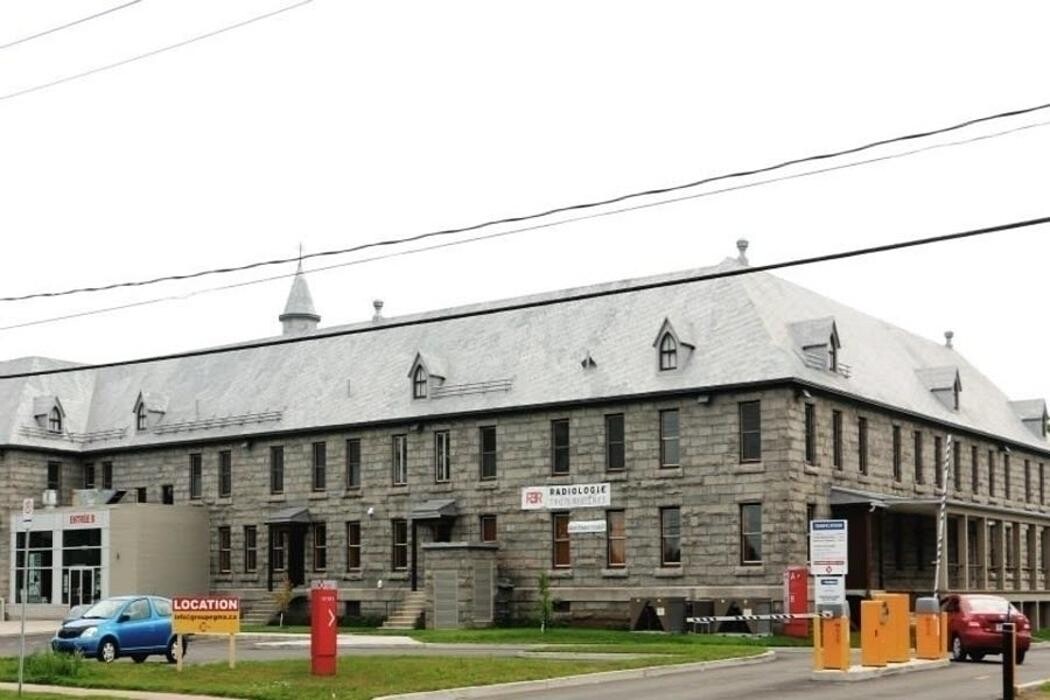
xmin=915 ymin=596 xmax=943 ymax=660
xmin=812 ymin=616 xmax=824 ymax=671
xmin=861 ymin=600 xmax=888 ymax=667
xmin=940 ymin=612 xmax=950 ymax=660
xmin=873 ymin=593 xmax=909 ymax=663
xmin=822 ymin=615 xmax=851 ymax=671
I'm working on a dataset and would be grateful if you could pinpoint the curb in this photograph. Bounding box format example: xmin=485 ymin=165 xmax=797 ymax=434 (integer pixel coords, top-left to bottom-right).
xmin=810 ymin=657 xmax=950 ymax=682
xmin=1017 ymin=676 xmax=1050 ymax=692
xmin=0 ymin=682 xmax=246 ymax=700
xmin=372 ymin=649 xmax=776 ymax=700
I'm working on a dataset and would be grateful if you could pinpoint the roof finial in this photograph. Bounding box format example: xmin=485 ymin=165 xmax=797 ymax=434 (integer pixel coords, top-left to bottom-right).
xmin=736 ymin=239 xmax=749 ymax=266
xmin=297 ymin=242 xmax=303 ymax=272
xmin=372 ymin=299 xmax=384 ymax=322
xmin=944 ymin=330 xmax=954 ymax=349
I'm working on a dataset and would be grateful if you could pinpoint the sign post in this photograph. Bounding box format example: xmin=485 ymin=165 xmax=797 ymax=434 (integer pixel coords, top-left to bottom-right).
xmin=17 ymin=497 xmax=33 ymax=698
xmin=310 ymin=580 xmax=338 ymax=676
xmin=172 ymin=596 xmax=241 ymax=671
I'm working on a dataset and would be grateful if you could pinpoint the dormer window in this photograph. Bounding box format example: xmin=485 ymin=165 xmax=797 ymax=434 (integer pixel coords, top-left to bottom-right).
xmin=136 ymin=403 xmax=148 ymax=431
xmin=828 ymin=338 xmax=838 ymax=373
xmin=47 ymin=408 xmax=62 ymax=433
xmin=659 ymin=333 xmax=678 ymax=371
xmin=413 ymin=366 xmax=428 ymax=399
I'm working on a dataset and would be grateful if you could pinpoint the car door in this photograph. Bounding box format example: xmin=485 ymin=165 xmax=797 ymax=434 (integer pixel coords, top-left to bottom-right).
xmin=118 ymin=598 xmax=153 ymax=650
xmin=146 ymin=598 xmax=173 ymax=650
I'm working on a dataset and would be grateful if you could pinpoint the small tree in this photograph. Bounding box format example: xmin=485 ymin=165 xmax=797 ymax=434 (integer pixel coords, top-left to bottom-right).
xmin=537 ymin=571 xmax=553 ymax=633
xmin=272 ymin=576 xmax=294 ymax=628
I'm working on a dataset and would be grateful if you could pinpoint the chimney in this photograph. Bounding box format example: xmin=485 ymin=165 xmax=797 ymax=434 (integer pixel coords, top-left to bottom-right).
xmin=944 ymin=330 xmax=954 ymax=349
xmin=736 ymin=239 xmax=749 ymax=266
xmin=372 ymin=300 xmax=384 ymax=322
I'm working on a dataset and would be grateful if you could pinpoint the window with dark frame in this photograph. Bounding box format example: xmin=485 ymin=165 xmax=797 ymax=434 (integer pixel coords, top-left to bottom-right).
xmin=934 ymin=436 xmax=943 ymax=488
xmin=218 ymin=526 xmax=231 ymax=573
xmin=346 ymin=521 xmax=361 ymax=570
xmin=659 ymin=409 xmax=680 ymax=468
xmin=954 ymin=444 xmax=962 ymax=491
xmin=551 ymin=419 xmax=570 ymax=475
xmin=972 ymin=445 xmax=979 ymax=494
xmin=989 ymin=450 xmax=996 ymax=496
xmin=660 ymin=507 xmax=681 ymax=566
xmin=189 ymin=453 xmax=202 ymax=500
xmin=480 ymin=514 xmax=497 ymax=543
xmin=1041 ymin=463 xmax=1046 ymax=505
xmin=270 ymin=446 xmax=284 ymax=495
xmin=218 ymin=450 xmax=232 ymax=499
xmin=739 ymin=401 xmax=761 ymax=462
xmin=83 ymin=463 xmax=96 ymax=489
xmin=829 ymin=341 xmax=838 ymax=372
xmin=313 ymin=523 xmax=327 ymax=571
xmin=804 ymin=404 xmax=817 ymax=464
xmin=857 ymin=417 xmax=868 ymax=475
xmin=479 ymin=426 xmax=497 ymax=480
xmin=832 ymin=410 xmax=843 ymax=469
xmin=46 ymin=461 xmax=61 ymax=493
xmin=892 ymin=426 xmax=901 ymax=482
xmin=659 ymin=333 xmax=677 ymax=371
xmin=244 ymin=525 xmax=257 ymax=573
xmin=162 ymin=484 xmax=174 ymax=505
xmin=392 ymin=519 xmax=408 ymax=570
xmin=915 ymin=432 xmax=924 ymax=484
xmin=48 ymin=407 xmax=62 ymax=433
xmin=136 ymin=487 xmax=147 ymax=503
xmin=740 ymin=503 xmax=762 ymax=565
xmin=272 ymin=529 xmax=286 ymax=572
xmin=552 ymin=512 xmax=571 ymax=568
xmin=346 ymin=438 xmax=361 ymax=489
xmin=136 ymin=404 xmax=147 ymax=431
xmin=606 ymin=510 xmax=626 ymax=568
xmin=605 ymin=413 xmax=625 ymax=471
xmin=434 ymin=431 xmax=451 ymax=483
xmin=392 ymin=434 xmax=408 ymax=485
xmin=1004 ymin=454 xmax=1011 ymax=499
xmin=312 ymin=441 xmax=327 ymax=491
xmin=412 ymin=365 xmax=428 ymax=399
xmin=1025 ymin=460 xmax=1032 ymax=502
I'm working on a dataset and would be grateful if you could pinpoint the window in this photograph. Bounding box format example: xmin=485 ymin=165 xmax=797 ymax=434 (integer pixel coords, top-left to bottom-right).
xmin=551 ymin=419 xmax=570 ymax=475
xmin=971 ymin=446 xmax=979 ymax=493
xmin=660 ymin=507 xmax=681 ymax=566
xmin=126 ymin=599 xmax=150 ymax=621
xmin=829 ymin=341 xmax=838 ymax=373
xmin=1005 ymin=524 xmax=1015 ymax=568
xmin=605 ymin=414 xmax=625 ymax=471
xmin=804 ymin=404 xmax=817 ymax=464
xmin=1041 ymin=463 xmax=1046 ymax=505
xmin=47 ymin=461 xmax=61 ymax=493
xmin=218 ymin=526 xmax=231 ymax=573
xmin=312 ymin=441 xmax=327 ymax=491
xmin=412 ymin=365 xmax=428 ymax=399
xmin=434 ymin=431 xmax=451 ymax=483
xmin=988 ymin=450 xmax=996 ymax=496
xmin=606 ymin=510 xmax=626 ymax=568
xmin=83 ymin=463 xmax=96 ymax=489
xmin=48 ymin=408 xmax=62 ymax=433
xmin=916 ymin=516 xmax=926 ymax=570
xmin=915 ymin=432 xmax=925 ymax=484
xmin=136 ymin=404 xmax=147 ymax=431
xmin=313 ymin=523 xmax=327 ymax=571
xmin=102 ymin=461 xmax=113 ymax=490
xmin=1025 ymin=460 xmax=1032 ymax=503
xmin=1004 ymin=454 xmax=1011 ymax=499
xmin=161 ymin=484 xmax=174 ymax=504
xmin=136 ymin=487 xmax=147 ymax=503
xmin=739 ymin=401 xmax=761 ymax=462
xmin=659 ymin=409 xmax=680 ymax=468
xmin=392 ymin=519 xmax=408 ymax=570
xmin=659 ymin=333 xmax=677 ymax=371
xmin=244 ymin=526 xmax=257 ymax=572
xmin=740 ymin=503 xmax=762 ymax=565
xmin=892 ymin=426 xmax=902 ymax=482
xmin=270 ymin=446 xmax=284 ymax=495
xmin=392 ymin=435 xmax=408 ymax=485
xmin=346 ymin=521 xmax=361 ymax=570
xmin=479 ymin=426 xmax=497 ymax=480
xmin=272 ymin=529 xmax=287 ymax=572
xmin=218 ymin=450 xmax=232 ymax=499
xmin=480 ymin=514 xmax=497 ymax=543
xmin=552 ymin=513 xmax=571 ymax=568
xmin=345 ymin=438 xmax=361 ymax=489
xmin=189 ymin=453 xmax=202 ymax=500
xmin=858 ymin=418 xmax=868 ymax=475
xmin=934 ymin=436 xmax=943 ymax=488
xmin=832 ymin=410 xmax=843 ymax=469
xmin=954 ymin=443 xmax=962 ymax=491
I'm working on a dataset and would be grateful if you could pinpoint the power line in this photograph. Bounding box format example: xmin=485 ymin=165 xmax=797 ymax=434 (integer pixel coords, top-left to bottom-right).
xmin=4 ymin=95 xmax=1050 ymax=304
xmin=0 ymin=0 xmax=144 ymax=50
xmin=5 ymin=115 xmax=1049 ymax=334
xmin=1 ymin=214 xmax=1046 ymax=381
xmin=0 ymin=0 xmax=313 ymax=103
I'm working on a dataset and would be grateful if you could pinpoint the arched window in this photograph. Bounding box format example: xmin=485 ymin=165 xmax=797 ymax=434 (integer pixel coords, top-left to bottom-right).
xmin=413 ymin=366 xmax=428 ymax=399
xmin=47 ymin=407 xmax=62 ymax=433
xmin=659 ymin=333 xmax=678 ymax=371
xmin=136 ymin=403 xmax=148 ymax=431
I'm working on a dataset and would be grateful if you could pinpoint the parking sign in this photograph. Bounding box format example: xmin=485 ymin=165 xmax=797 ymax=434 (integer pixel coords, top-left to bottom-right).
xmin=21 ymin=498 xmax=33 ymax=524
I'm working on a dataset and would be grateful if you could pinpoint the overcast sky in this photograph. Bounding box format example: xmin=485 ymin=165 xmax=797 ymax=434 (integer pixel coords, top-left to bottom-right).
xmin=2 ymin=1 xmax=1049 ymax=404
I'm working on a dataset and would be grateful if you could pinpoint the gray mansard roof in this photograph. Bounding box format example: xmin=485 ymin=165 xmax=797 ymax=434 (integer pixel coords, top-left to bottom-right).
xmin=1 ymin=257 xmax=1046 ymax=453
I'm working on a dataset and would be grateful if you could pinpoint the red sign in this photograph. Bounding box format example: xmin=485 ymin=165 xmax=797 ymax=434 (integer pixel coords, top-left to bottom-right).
xmin=310 ymin=581 xmax=338 ymax=676
xmin=68 ymin=513 xmax=96 ymax=526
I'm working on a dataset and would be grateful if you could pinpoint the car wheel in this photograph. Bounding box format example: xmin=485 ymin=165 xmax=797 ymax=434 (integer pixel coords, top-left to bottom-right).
xmin=131 ymin=654 xmax=147 ymax=664
xmin=165 ymin=637 xmax=187 ymax=664
xmin=1016 ymin=649 xmax=1026 ymax=665
xmin=97 ymin=639 xmax=119 ymax=664
xmin=951 ymin=635 xmax=968 ymax=662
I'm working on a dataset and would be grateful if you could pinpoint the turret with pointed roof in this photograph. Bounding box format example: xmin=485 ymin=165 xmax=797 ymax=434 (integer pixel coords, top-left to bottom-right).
xmin=278 ymin=263 xmax=321 ymax=335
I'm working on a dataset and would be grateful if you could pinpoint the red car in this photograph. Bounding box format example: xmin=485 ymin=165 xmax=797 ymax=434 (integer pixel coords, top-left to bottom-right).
xmin=941 ymin=594 xmax=1031 ymax=664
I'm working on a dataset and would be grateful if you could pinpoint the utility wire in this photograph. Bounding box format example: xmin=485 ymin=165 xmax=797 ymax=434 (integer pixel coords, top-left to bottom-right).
xmin=1 ymin=214 xmax=1047 ymax=381
xmin=3 ymin=95 xmax=1050 ymax=304
xmin=0 ymin=0 xmax=144 ymax=50
xmin=0 ymin=0 xmax=312 ymax=102
xmin=5 ymin=115 xmax=1049 ymax=333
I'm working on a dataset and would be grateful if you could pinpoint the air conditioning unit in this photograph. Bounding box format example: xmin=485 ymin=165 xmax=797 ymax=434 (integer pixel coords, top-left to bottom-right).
xmin=41 ymin=489 xmax=58 ymax=509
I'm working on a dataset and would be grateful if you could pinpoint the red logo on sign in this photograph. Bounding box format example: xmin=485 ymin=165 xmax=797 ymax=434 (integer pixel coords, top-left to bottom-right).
xmin=525 ymin=491 xmax=543 ymax=505
xmin=69 ymin=514 xmax=96 ymax=525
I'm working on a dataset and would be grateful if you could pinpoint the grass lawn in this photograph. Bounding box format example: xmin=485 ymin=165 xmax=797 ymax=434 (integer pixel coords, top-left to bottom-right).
xmin=0 ymin=693 xmax=128 ymax=700
xmin=1033 ymin=628 xmax=1050 ymax=642
xmin=0 ymin=648 xmax=761 ymax=700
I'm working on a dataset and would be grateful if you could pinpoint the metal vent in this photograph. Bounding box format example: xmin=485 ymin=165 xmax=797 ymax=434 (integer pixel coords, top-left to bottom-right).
xmin=473 ymin=562 xmax=494 ymax=622
xmin=433 ymin=570 xmax=459 ymax=629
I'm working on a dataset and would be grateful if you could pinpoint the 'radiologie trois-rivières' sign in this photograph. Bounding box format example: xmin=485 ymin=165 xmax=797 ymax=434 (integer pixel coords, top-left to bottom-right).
xmin=520 ymin=483 xmax=611 ymax=510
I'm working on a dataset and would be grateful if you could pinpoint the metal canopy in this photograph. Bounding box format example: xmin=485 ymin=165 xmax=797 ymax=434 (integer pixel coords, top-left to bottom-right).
xmin=265 ymin=506 xmax=311 ymax=524
xmin=410 ymin=498 xmax=457 ymax=520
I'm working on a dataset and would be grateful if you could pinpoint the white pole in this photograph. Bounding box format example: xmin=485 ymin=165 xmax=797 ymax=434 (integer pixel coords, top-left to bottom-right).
xmin=933 ymin=435 xmax=953 ymax=599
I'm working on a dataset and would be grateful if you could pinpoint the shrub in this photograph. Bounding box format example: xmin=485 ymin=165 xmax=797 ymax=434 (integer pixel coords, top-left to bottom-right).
xmin=24 ymin=650 xmax=83 ymax=681
xmin=537 ymin=572 xmax=553 ymax=633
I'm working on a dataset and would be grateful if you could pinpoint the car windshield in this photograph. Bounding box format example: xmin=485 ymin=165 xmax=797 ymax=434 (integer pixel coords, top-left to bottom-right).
xmin=81 ymin=599 xmax=125 ymax=619
xmin=966 ymin=597 xmax=1020 ymax=615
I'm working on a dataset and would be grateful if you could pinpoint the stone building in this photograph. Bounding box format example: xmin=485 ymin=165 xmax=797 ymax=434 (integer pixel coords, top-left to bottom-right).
xmin=2 ymin=243 xmax=1049 ymax=627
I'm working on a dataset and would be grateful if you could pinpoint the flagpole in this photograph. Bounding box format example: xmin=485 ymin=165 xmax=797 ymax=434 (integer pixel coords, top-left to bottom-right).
xmin=933 ymin=435 xmax=953 ymax=599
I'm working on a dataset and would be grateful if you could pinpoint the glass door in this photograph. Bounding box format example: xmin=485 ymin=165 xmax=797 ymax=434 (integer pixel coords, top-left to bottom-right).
xmin=64 ymin=567 xmax=101 ymax=607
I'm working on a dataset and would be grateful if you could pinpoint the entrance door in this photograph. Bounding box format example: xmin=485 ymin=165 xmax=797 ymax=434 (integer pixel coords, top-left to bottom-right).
xmin=66 ymin=567 xmax=101 ymax=607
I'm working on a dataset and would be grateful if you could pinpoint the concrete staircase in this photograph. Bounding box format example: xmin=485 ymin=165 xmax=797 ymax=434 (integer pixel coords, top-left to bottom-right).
xmin=380 ymin=591 xmax=426 ymax=630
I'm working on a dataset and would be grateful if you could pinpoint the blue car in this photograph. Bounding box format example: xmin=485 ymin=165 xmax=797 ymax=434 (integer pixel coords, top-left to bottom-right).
xmin=51 ymin=596 xmax=188 ymax=663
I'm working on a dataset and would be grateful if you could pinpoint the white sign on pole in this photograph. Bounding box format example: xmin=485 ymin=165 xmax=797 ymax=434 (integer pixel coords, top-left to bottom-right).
xmin=809 ymin=519 xmax=848 ymax=576
xmin=21 ymin=498 xmax=33 ymax=524
xmin=520 ymin=483 xmax=611 ymax=510
xmin=814 ymin=576 xmax=846 ymax=608
xmin=567 ymin=520 xmax=607 ymax=534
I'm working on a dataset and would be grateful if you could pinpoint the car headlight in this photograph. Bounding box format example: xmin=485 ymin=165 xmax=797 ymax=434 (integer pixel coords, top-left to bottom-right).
xmin=80 ymin=627 xmax=98 ymax=638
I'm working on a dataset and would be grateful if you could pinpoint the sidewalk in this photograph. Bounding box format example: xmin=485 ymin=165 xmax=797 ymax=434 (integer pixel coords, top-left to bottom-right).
xmin=0 ymin=620 xmax=60 ymax=637
xmin=0 ymin=682 xmax=246 ymax=700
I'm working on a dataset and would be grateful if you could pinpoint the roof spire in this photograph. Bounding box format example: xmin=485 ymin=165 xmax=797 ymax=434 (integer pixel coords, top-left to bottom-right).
xmin=279 ymin=252 xmax=320 ymax=336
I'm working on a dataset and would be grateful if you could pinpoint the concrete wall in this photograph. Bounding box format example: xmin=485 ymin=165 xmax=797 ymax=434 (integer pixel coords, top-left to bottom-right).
xmin=109 ymin=504 xmax=209 ymax=598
